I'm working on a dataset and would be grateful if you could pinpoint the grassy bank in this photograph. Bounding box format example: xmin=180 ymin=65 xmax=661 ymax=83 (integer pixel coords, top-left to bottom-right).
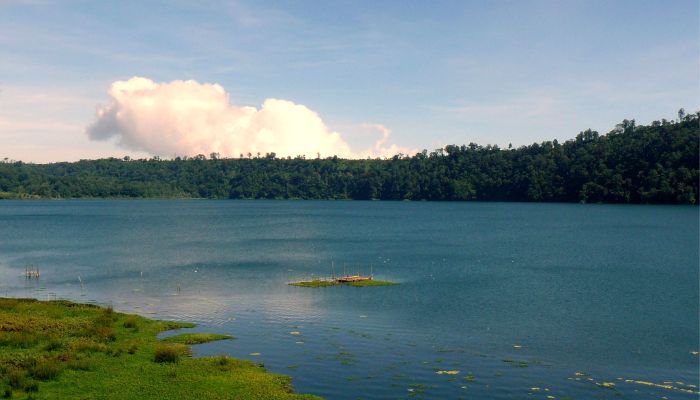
xmin=0 ymin=298 xmax=320 ymax=399
xmin=289 ymin=279 xmax=397 ymax=288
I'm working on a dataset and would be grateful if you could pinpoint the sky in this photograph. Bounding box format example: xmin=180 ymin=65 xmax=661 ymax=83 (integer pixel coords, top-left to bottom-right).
xmin=0 ymin=0 xmax=698 ymax=162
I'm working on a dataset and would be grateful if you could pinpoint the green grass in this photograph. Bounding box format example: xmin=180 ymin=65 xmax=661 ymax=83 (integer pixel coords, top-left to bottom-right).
xmin=162 ymin=333 xmax=233 ymax=345
xmin=0 ymin=298 xmax=320 ymax=399
xmin=345 ymin=280 xmax=398 ymax=287
xmin=289 ymin=279 xmax=397 ymax=288
xmin=289 ymin=280 xmax=338 ymax=288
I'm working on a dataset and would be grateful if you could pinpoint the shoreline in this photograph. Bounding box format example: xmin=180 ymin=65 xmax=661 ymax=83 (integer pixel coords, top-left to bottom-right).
xmin=0 ymin=298 xmax=320 ymax=399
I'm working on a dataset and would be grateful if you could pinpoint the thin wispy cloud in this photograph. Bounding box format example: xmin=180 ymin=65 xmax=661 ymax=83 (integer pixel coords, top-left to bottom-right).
xmin=433 ymin=94 xmax=561 ymax=119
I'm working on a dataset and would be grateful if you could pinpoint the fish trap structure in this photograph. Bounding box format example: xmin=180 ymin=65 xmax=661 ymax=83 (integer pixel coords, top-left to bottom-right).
xmin=288 ymin=262 xmax=384 ymax=287
xmin=23 ymin=264 xmax=41 ymax=279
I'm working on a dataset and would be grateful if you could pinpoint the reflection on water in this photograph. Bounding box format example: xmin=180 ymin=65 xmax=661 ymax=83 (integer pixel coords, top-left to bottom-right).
xmin=0 ymin=200 xmax=698 ymax=399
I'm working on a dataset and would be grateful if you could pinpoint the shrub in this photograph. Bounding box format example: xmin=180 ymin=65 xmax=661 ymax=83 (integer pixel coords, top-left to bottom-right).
xmin=23 ymin=380 xmax=38 ymax=392
xmin=154 ymin=344 xmax=190 ymax=363
xmin=70 ymin=338 xmax=110 ymax=353
xmin=93 ymin=305 xmax=116 ymax=328
xmin=30 ymin=359 xmax=61 ymax=381
xmin=123 ymin=316 xmax=138 ymax=329
xmin=42 ymin=338 xmax=63 ymax=352
xmin=66 ymin=358 xmax=93 ymax=371
xmin=94 ymin=326 xmax=117 ymax=342
xmin=0 ymin=332 xmax=39 ymax=348
xmin=6 ymin=367 xmax=26 ymax=389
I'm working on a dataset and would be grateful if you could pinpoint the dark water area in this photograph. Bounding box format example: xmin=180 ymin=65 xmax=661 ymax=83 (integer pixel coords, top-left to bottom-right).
xmin=0 ymin=200 xmax=697 ymax=399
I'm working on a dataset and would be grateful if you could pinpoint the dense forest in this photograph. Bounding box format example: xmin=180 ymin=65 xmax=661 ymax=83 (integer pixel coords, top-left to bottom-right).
xmin=1 ymin=112 xmax=698 ymax=204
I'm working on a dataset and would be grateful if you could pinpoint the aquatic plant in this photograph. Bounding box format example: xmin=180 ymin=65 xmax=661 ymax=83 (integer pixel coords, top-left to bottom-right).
xmin=289 ymin=279 xmax=397 ymax=288
xmin=502 ymin=359 xmax=529 ymax=368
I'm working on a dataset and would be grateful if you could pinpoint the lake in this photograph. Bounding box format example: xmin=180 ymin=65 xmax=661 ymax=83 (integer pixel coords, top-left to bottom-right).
xmin=0 ymin=200 xmax=697 ymax=399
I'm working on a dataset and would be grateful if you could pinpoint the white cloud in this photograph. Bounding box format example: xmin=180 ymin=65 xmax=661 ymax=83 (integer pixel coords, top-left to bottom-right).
xmin=87 ymin=77 xmax=408 ymax=159
xmin=357 ymin=123 xmax=416 ymax=158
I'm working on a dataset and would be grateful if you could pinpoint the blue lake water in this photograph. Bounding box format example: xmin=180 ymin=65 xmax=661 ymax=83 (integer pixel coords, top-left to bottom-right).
xmin=0 ymin=200 xmax=698 ymax=399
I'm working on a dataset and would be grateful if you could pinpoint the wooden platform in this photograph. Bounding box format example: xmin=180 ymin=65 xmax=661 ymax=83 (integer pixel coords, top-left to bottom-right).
xmin=336 ymin=275 xmax=373 ymax=282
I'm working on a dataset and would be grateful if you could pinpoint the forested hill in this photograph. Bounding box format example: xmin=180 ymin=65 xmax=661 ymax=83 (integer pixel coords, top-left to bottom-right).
xmin=1 ymin=114 xmax=698 ymax=204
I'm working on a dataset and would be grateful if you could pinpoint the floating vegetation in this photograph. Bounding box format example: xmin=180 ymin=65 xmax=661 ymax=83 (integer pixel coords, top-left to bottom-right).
xmin=620 ymin=378 xmax=699 ymax=394
xmin=573 ymin=372 xmax=700 ymax=395
xmin=249 ymin=352 xmax=261 ymax=356
xmin=289 ymin=280 xmax=337 ymax=288
xmin=463 ymin=375 xmax=475 ymax=382
xmin=436 ymin=347 xmax=464 ymax=354
xmin=407 ymin=383 xmax=427 ymax=396
xmin=435 ymin=370 xmax=459 ymax=375
xmin=335 ymin=351 xmax=356 ymax=366
xmin=289 ymin=279 xmax=397 ymax=288
xmin=502 ymin=359 xmax=529 ymax=368
xmin=289 ymin=331 xmax=301 ymax=335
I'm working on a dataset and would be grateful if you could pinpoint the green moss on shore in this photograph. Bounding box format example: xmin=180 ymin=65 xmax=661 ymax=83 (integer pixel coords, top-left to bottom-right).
xmin=0 ymin=298 xmax=319 ymax=399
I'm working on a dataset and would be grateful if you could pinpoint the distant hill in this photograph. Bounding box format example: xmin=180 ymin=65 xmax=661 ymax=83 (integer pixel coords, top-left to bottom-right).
xmin=1 ymin=113 xmax=698 ymax=204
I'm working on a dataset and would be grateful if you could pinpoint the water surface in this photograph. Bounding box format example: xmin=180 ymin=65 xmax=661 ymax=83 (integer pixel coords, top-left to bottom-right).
xmin=0 ymin=200 xmax=697 ymax=399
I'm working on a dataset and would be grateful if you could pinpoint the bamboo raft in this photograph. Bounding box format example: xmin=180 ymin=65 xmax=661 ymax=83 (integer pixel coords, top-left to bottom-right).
xmin=336 ymin=275 xmax=373 ymax=282
xmin=287 ymin=274 xmax=373 ymax=286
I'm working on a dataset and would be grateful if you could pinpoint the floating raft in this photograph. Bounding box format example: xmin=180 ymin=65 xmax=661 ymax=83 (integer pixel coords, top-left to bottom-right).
xmin=288 ymin=274 xmax=371 ymax=285
xmin=336 ymin=275 xmax=373 ymax=282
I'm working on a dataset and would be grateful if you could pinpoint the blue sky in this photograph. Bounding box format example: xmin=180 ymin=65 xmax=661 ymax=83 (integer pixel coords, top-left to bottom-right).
xmin=1 ymin=0 xmax=697 ymax=162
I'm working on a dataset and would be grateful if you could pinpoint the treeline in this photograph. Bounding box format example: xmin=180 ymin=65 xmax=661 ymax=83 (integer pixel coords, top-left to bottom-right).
xmin=1 ymin=113 xmax=698 ymax=204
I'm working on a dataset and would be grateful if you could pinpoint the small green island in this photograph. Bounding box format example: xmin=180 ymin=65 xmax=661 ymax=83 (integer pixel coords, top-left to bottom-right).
xmin=0 ymin=298 xmax=319 ymax=399
xmin=289 ymin=277 xmax=398 ymax=288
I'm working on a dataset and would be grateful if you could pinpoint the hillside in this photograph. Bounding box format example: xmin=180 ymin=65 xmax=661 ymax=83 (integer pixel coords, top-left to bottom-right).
xmin=1 ymin=114 xmax=697 ymax=204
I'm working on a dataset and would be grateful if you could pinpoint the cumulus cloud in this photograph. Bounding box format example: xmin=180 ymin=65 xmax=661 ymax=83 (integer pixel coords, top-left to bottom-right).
xmin=87 ymin=77 xmax=409 ymax=159
xmin=356 ymin=123 xmax=415 ymax=158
